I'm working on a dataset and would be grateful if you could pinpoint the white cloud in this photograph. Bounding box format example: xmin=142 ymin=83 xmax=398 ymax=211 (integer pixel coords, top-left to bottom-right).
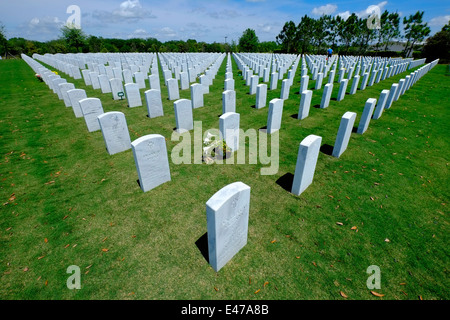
xmin=312 ymin=4 xmax=338 ymax=16
xmin=336 ymin=11 xmax=351 ymax=21
xmin=92 ymin=0 xmax=156 ymax=24
xmin=429 ymin=15 xmax=450 ymax=27
xmin=128 ymin=28 xmax=151 ymax=39
xmin=155 ymin=27 xmax=177 ymax=38
xmin=357 ymin=1 xmax=388 ymax=19
xmin=17 ymin=16 xmax=64 ymax=40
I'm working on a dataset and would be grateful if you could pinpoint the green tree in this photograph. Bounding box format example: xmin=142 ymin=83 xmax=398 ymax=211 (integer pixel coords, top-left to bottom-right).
xmin=374 ymin=10 xmax=401 ymax=51
xmin=297 ymin=15 xmax=315 ymax=54
xmin=60 ymin=25 xmax=86 ymax=52
xmin=258 ymin=41 xmax=279 ymax=53
xmin=313 ymin=15 xmax=331 ymax=54
xmin=276 ymin=21 xmax=298 ymax=53
xmin=0 ymin=22 xmax=9 ymax=58
xmin=337 ymin=13 xmax=359 ymax=54
xmin=238 ymin=28 xmax=259 ymax=52
xmin=421 ymin=23 xmax=450 ymax=63
xmin=403 ymin=11 xmax=431 ymax=57
xmin=354 ymin=17 xmax=376 ymax=54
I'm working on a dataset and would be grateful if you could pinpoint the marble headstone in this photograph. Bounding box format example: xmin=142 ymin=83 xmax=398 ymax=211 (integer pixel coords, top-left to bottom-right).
xmin=174 ymin=99 xmax=193 ymax=133
xmin=79 ymin=98 xmax=104 ymax=132
xmin=266 ymin=98 xmax=284 ymax=134
xmin=145 ymin=89 xmax=164 ymax=118
xmin=98 ymin=111 xmax=132 ymax=155
xmin=357 ymin=98 xmax=377 ymax=134
xmin=124 ymin=83 xmax=142 ymax=108
xmin=291 ymin=134 xmax=322 ymax=196
xmin=206 ymin=181 xmax=250 ymax=272
xmin=332 ymin=111 xmax=357 ymax=158
xmin=131 ymin=134 xmax=171 ymax=192
xmin=298 ymin=90 xmax=312 ymax=120
xmin=67 ymin=89 xmax=87 ymax=118
xmin=219 ymin=112 xmax=240 ymax=152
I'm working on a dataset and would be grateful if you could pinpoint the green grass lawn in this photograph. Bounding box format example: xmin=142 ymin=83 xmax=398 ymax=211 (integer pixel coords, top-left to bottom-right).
xmin=0 ymin=55 xmax=448 ymax=300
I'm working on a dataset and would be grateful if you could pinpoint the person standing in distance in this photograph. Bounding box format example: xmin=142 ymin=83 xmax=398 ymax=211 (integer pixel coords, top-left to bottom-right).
xmin=327 ymin=48 xmax=333 ymax=61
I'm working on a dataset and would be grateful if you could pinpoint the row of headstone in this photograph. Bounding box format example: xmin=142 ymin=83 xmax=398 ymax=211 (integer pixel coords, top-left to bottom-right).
xmin=22 ymin=52 xmax=439 ymax=275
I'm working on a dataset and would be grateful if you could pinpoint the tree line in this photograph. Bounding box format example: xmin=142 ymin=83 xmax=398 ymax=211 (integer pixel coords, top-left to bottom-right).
xmin=274 ymin=10 xmax=432 ymax=57
xmin=0 ymin=23 xmax=278 ymax=58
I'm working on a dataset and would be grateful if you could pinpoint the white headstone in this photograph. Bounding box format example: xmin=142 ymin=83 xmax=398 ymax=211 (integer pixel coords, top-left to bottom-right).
xmin=191 ymin=83 xmax=204 ymax=109
xmin=59 ymin=83 xmax=75 ymax=107
xmin=336 ymin=79 xmax=348 ymax=101
xmin=98 ymin=74 xmax=112 ymax=93
xmin=149 ymin=74 xmax=161 ymax=91
xmin=79 ymin=98 xmax=104 ymax=132
xmin=299 ymin=75 xmax=309 ymax=94
xmin=145 ymin=89 xmax=164 ymax=118
xmin=320 ymin=83 xmax=333 ymax=109
xmin=167 ymin=78 xmax=180 ymax=101
xmin=219 ymin=112 xmax=240 ymax=152
xmin=298 ymin=90 xmax=312 ymax=120
xmin=357 ymin=98 xmax=377 ymax=134
xmin=372 ymin=90 xmax=390 ymax=120
xmin=180 ymin=71 xmax=189 ymax=90
xmin=123 ymin=69 xmax=133 ymax=84
xmin=332 ymin=112 xmax=357 ymax=158
xmin=110 ymin=78 xmax=124 ymax=100
xmin=98 ymin=111 xmax=132 ymax=155
xmin=134 ymin=71 xmax=146 ymax=89
xmin=67 ymin=89 xmax=87 ymax=118
xmin=131 ymin=134 xmax=171 ymax=192
xmin=249 ymin=75 xmax=259 ymax=95
xmin=224 ymin=78 xmax=235 ymax=91
xmin=222 ymin=90 xmax=236 ymax=114
xmin=174 ymin=99 xmax=193 ymax=133
xmin=255 ymin=84 xmax=267 ymax=109
xmin=280 ymin=79 xmax=290 ymax=100
xmin=206 ymin=181 xmax=250 ymax=272
xmin=349 ymin=75 xmax=360 ymax=95
xmin=291 ymin=134 xmax=322 ymax=196
xmin=124 ymin=83 xmax=142 ymax=108
xmin=266 ymin=98 xmax=284 ymax=134
xmin=90 ymin=72 xmax=100 ymax=90
xmin=269 ymin=72 xmax=278 ymax=90
xmin=385 ymin=83 xmax=398 ymax=109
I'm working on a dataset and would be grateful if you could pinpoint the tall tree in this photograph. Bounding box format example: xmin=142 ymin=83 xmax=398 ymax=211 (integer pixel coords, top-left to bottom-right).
xmin=381 ymin=11 xmax=401 ymax=51
xmin=422 ymin=23 xmax=450 ymax=63
xmin=403 ymin=11 xmax=431 ymax=57
xmin=238 ymin=28 xmax=259 ymax=52
xmin=337 ymin=13 xmax=359 ymax=54
xmin=276 ymin=21 xmax=297 ymax=53
xmin=60 ymin=25 xmax=86 ymax=53
xmin=313 ymin=15 xmax=331 ymax=54
xmin=297 ymin=15 xmax=315 ymax=54
xmin=354 ymin=17 xmax=376 ymax=54
xmin=0 ymin=22 xmax=9 ymax=58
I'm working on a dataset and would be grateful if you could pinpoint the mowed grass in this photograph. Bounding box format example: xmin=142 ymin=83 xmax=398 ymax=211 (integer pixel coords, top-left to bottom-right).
xmin=0 ymin=56 xmax=448 ymax=300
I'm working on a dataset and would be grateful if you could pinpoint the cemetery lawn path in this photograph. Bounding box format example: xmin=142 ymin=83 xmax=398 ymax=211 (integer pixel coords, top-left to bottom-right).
xmin=0 ymin=58 xmax=448 ymax=300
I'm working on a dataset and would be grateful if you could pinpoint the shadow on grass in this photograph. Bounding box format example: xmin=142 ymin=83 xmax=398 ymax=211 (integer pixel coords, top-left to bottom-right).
xmin=290 ymin=113 xmax=298 ymax=119
xmin=195 ymin=232 xmax=209 ymax=264
xmin=276 ymin=172 xmax=294 ymax=192
xmin=320 ymin=144 xmax=334 ymax=156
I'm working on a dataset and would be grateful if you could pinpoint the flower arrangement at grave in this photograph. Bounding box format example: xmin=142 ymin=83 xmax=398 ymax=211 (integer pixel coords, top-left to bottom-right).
xmin=203 ymin=132 xmax=231 ymax=164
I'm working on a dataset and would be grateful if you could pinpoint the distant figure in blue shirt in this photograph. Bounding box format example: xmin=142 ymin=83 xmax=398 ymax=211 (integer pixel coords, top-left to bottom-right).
xmin=327 ymin=48 xmax=333 ymax=60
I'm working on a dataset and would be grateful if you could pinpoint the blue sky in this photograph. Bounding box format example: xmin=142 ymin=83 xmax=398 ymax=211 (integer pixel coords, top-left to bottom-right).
xmin=1 ymin=0 xmax=449 ymax=43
